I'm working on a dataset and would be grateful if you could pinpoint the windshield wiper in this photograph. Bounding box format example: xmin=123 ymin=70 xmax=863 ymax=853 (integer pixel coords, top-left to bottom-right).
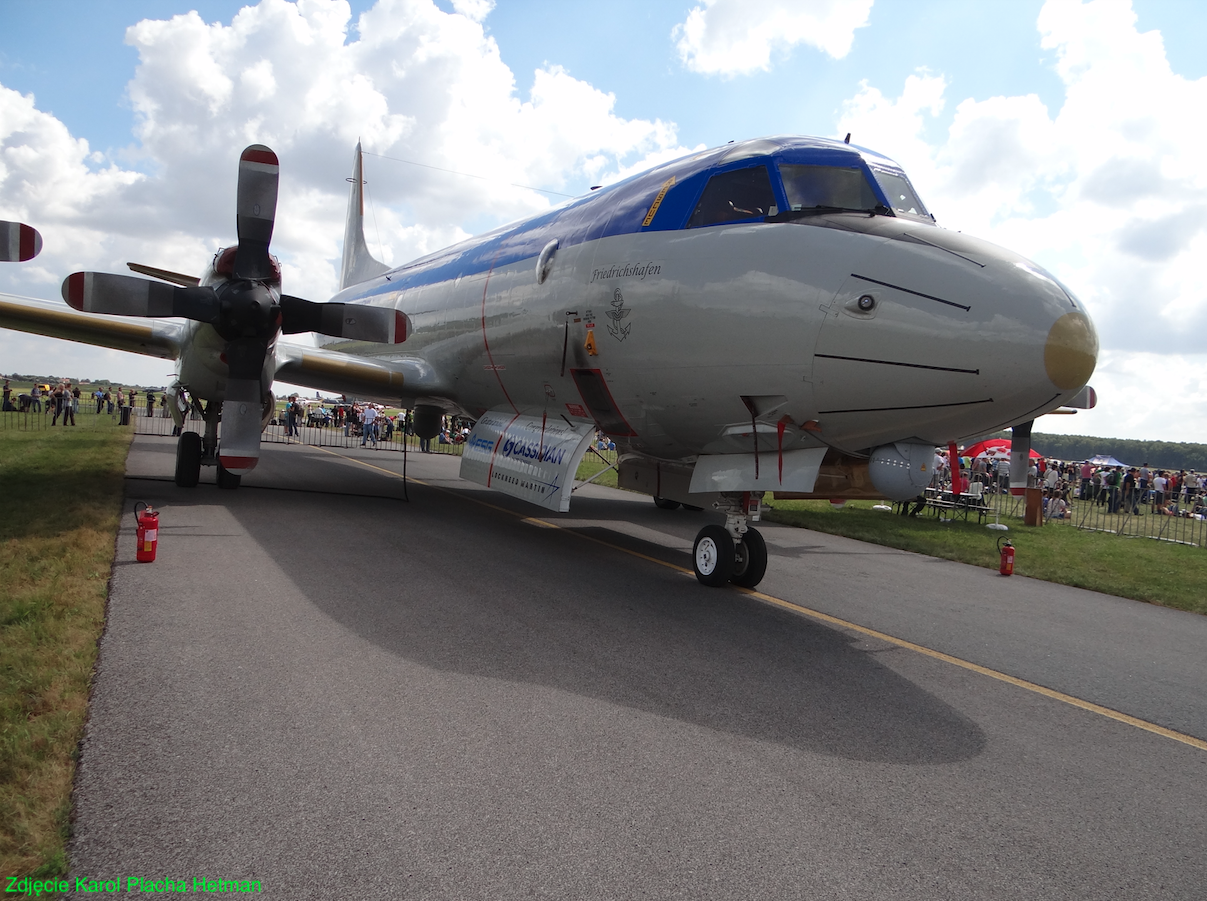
xmin=766 ymin=204 xmax=892 ymax=222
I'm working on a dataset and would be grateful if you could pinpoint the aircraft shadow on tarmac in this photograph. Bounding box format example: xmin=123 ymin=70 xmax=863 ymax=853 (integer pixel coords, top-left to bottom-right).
xmin=182 ymin=478 xmax=990 ymax=768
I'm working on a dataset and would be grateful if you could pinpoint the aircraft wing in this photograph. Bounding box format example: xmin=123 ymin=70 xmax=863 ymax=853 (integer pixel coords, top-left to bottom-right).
xmin=0 ymin=292 xmax=185 ymax=360
xmin=273 ymin=340 xmax=452 ymax=407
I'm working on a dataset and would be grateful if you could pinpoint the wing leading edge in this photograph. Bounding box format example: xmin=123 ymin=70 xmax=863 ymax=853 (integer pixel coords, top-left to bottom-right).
xmin=0 ymin=292 xmax=185 ymax=360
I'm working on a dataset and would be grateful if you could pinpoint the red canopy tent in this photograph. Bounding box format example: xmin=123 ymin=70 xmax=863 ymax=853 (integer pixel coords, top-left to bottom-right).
xmin=961 ymin=438 xmax=1042 ymax=460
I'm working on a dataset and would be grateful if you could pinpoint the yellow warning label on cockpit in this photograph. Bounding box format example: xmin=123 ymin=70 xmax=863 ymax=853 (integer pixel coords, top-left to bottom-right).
xmin=642 ymin=176 xmax=677 ymax=227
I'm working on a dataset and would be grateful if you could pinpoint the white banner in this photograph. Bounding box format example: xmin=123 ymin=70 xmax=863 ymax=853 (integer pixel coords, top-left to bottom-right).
xmin=460 ymin=409 xmax=597 ymax=513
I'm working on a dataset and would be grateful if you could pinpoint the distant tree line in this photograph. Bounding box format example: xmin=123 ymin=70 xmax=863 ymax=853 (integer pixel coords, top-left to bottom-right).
xmin=974 ymin=431 xmax=1207 ymax=471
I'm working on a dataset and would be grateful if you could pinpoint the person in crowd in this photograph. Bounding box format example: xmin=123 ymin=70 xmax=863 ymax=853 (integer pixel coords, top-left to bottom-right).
xmin=145 ymin=388 xmax=155 ymax=417
xmin=1122 ymin=467 xmax=1139 ymax=515
xmin=50 ymin=382 xmax=64 ymax=425
xmin=29 ymin=382 xmax=41 ymax=412
xmin=1103 ymin=466 xmax=1121 ymax=513
xmin=1152 ymin=470 xmax=1168 ymax=509
xmin=63 ymin=382 xmax=77 ymax=426
xmin=1139 ymin=463 xmax=1151 ymax=503
xmin=1048 ymin=490 xmax=1068 ymax=519
xmin=360 ymin=404 xmax=378 ymax=446
xmin=1044 ymin=462 xmax=1060 ymax=491
xmin=104 ymin=389 xmax=113 ymax=414
xmin=1 ymin=379 xmax=11 ymax=412
xmin=285 ymin=395 xmax=299 ymax=437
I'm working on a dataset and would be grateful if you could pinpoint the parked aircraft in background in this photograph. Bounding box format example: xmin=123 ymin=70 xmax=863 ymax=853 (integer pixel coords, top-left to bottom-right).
xmin=0 ymin=135 xmax=1098 ymax=587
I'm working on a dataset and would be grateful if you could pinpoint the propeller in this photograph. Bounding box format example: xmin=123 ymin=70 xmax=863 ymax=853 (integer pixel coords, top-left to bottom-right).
xmin=60 ymin=144 xmax=405 ymax=475
xmin=1 ymin=221 xmax=42 ymax=262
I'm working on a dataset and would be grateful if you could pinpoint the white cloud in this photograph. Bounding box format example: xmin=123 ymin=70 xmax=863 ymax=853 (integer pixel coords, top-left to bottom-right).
xmin=0 ymin=0 xmax=692 ymax=384
xmin=835 ymin=0 xmax=1207 ymax=441
xmin=673 ymin=0 xmax=872 ymax=76
xmin=450 ymin=0 xmax=494 ymax=23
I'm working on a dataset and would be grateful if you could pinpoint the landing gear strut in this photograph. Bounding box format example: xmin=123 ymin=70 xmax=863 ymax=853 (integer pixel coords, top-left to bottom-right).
xmin=690 ymin=492 xmax=768 ymax=588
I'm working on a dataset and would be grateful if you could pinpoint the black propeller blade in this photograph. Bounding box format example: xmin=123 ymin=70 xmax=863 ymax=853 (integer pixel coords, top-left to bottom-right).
xmin=63 ymin=271 xmax=221 ymax=322
xmin=233 ymin=145 xmax=279 ymax=281
xmin=280 ymin=295 xmax=408 ymax=343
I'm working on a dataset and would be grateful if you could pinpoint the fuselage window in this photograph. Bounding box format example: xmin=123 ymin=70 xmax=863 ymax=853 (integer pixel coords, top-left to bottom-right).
xmin=779 ymin=164 xmax=880 ymax=212
xmin=686 ymin=166 xmax=778 ymax=228
xmin=871 ymin=168 xmax=931 ymax=220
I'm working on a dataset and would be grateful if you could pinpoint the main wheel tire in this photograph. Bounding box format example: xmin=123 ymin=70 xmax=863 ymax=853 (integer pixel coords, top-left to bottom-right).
xmin=175 ymin=432 xmax=202 ymax=487
xmin=692 ymin=524 xmax=735 ymax=587
xmin=216 ymin=461 xmax=242 ymax=490
xmin=653 ymin=496 xmax=680 ymax=510
xmin=731 ymin=528 xmax=768 ymax=588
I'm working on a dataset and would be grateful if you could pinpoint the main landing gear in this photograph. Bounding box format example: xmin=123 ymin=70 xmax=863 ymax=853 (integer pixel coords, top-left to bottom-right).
xmin=174 ymin=399 xmax=240 ymax=489
xmin=689 ymin=492 xmax=768 ymax=589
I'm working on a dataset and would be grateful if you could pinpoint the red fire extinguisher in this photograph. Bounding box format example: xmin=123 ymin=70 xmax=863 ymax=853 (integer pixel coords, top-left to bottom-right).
xmin=135 ymin=502 xmax=159 ymax=563
xmin=997 ymin=536 xmax=1014 ymax=576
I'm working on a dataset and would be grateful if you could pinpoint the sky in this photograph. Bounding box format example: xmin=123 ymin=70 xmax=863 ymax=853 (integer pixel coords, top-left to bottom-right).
xmin=1 ymin=0 xmax=1205 ymax=442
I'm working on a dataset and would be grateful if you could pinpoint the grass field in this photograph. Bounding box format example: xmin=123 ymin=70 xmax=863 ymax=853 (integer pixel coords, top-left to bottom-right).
xmin=0 ymin=412 xmax=131 ymax=878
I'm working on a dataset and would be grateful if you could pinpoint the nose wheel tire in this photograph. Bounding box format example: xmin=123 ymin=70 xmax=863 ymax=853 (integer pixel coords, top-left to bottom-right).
xmin=692 ymin=524 xmax=735 ymax=586
xmin=731 ymin=528 xmax=768 ymax=588
xmin=174 ymin=432 xmax=202 ymax=487
xmin=216 ymin=461 xmax=242 ymax=490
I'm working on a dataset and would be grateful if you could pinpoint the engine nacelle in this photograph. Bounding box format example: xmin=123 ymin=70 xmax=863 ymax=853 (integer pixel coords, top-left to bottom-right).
xmin=868 ymin=442 xmax=935 ymax=500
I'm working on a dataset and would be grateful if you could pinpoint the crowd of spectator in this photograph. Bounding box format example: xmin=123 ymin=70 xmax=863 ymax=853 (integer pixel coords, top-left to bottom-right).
xmin=930 ymin=449 xmax=1207 ymax=521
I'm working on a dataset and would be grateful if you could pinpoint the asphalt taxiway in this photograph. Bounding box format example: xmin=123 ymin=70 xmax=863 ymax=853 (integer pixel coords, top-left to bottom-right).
xmin=68 ymin=434 xmax=1207 ymax=898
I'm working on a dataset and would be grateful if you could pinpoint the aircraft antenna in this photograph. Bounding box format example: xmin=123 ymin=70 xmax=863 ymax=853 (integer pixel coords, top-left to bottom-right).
xmin=844 ymin=133 xmax=851 ymax=144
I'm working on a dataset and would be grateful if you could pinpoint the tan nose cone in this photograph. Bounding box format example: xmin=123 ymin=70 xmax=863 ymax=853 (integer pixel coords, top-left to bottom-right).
xmin=1044 ymin=311 xmax=1098 ymax=390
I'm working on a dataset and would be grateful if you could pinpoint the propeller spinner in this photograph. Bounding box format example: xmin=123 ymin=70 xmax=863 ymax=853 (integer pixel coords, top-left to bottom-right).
xmin=61 ymin=144 xmax=406 ymax=477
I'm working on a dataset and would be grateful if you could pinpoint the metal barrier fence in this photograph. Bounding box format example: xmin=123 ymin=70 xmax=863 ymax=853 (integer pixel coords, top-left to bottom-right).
xmin=946 ymin=473 xmax=1207 ymax=549
xmin=0 ymin=404 xmax=121 ymax=430
xmin=128 ymin=406 xmax=467 ymax=456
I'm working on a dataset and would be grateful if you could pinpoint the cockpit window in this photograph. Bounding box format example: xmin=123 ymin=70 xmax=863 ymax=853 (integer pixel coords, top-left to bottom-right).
xmin=779 ymin=164 xmax=880 ymax=212
xmin=687 ymin=166 xmax=778 ymax=228
xmin=872 ymin=168 xmax=931 ymax=220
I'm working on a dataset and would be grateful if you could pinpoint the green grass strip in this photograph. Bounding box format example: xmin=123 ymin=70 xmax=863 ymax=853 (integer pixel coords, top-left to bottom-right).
xmin=0 ymin=413 xmax=132 ymax=878
xmin=763 ymin=498 xmax=1207 ymax=615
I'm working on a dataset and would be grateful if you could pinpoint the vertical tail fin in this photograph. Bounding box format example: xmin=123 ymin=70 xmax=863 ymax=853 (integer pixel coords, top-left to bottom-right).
xmin=340 ymin=142 xmax=391 ymax=290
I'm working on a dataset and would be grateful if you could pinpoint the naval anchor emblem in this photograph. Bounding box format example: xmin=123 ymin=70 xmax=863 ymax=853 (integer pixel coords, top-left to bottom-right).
xmin=606 ymin=287 xmax=631 ymax=341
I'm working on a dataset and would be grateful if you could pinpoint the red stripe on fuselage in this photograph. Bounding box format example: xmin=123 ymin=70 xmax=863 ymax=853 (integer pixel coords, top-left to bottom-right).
xmin=479 ymin=253 xmax=517 ymax=413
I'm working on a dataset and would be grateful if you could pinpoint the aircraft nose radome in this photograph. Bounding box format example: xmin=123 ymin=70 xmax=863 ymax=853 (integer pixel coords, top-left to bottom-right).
xmin=1044 ymin=310 xmax=1098 ymax=391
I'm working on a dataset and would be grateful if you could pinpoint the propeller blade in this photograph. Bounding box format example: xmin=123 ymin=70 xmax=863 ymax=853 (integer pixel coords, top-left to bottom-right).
xmin=127 ymin=262 xmax=200 ymax=287
xmin=218 ymin=378 xmax=264 ymax=475
xmin=1 ymin=221 xmax=42 ymax=262
xmin=62 ymin=272 xmax=220 ymax=321
xmin=279 ymin=295 xmax=408 ymax=343
xmin=233 ymin=144 xmax=279 ymax=281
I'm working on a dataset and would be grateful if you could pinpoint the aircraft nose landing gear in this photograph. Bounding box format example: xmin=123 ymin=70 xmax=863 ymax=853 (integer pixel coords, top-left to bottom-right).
xmin=691 ymin=492 xmax=768 ymax=588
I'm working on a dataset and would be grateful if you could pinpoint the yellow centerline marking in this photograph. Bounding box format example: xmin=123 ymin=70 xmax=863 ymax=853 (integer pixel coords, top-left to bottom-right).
xmin=314 ymin=445 xmax=1207 ymax=754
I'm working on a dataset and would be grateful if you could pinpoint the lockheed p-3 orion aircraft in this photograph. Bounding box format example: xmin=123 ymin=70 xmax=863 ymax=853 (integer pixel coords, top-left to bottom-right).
xmin=0 ymin=135 xmax=1098 ymax=589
